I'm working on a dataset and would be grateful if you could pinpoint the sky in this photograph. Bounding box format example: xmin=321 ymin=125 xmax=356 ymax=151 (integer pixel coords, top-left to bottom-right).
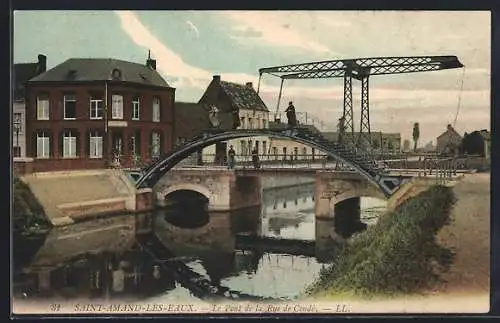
xmin=13 ymin=10 xmax=491 ymax=145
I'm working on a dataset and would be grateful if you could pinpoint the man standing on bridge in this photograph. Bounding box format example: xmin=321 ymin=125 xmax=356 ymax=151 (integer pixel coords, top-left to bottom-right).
xmin=228 ymin=145 xmax=236 ymax=169
xmin=285 ymin=101 xmax=297 ymax=127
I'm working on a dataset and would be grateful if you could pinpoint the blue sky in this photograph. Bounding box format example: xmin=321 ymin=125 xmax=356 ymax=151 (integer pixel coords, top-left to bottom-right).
xmin=13 ymin=11 xmax=491 ymax=145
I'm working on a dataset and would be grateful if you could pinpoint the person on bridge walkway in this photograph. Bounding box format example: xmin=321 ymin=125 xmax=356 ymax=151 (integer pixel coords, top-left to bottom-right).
xmin=285 ymin=101 xmax=298 ymax=127
xmin=228 ymin=145 xmax=236 ymax=169
xmin=251 ymin=147 xmax=261 ymax=169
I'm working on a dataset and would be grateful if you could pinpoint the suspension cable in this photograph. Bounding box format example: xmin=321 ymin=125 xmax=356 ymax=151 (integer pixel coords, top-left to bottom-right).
xmin=275 ymin=78 xmax=285 ymax=121
xmin=453 ymin=67 xmax=466 ymax=128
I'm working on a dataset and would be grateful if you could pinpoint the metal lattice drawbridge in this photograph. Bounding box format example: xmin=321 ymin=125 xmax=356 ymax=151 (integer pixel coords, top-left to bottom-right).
xmin=135 ymin=55 xmax=464 ymax=198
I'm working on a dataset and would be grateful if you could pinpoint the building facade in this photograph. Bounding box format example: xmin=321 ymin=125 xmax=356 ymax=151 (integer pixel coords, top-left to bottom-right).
xmin=436 ymin=124 xmax=462 ymax=155
xmin=197 ymin=76 xmax=271 ymax=163
xmin=25 ymin=56 xmax=176 ymax=172
xmin=12 ymin=54 xmax=47 ymax=157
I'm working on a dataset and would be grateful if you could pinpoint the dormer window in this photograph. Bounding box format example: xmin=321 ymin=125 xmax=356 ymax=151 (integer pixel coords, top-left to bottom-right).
xmin=66 ymin=69 xmax=77 ymax=81
xmin=111 ymin=68 xmax=122 ymax=81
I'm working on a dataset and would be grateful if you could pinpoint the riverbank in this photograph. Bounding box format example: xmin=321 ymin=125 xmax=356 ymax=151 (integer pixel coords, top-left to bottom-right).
xmin=13 ymin=177 xmax=52 ymax=236
xmin=305 ymin=172 xmax=490 ymax=312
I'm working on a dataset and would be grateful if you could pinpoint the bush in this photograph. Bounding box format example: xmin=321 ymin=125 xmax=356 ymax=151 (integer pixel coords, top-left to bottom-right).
xmin=13 ymin=177 xmax=52 ymax=235
xmin=306 ymin=185 xmax=456 ymax=297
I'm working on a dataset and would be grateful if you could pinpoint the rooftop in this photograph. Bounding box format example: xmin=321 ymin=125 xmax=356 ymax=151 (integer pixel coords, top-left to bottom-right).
xmin=28 ymin=58 xmax=171 ymax=88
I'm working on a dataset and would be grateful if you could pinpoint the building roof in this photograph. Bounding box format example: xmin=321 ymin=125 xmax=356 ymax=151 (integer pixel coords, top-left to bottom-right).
xmin=28 ymin=58 xmax=171 ymax=88
xmin=175 ymin=102 xmax=233 ymax=139
xmin=437 ymin=126 xmax=462 ymax=140
xmin=13 ymin=62 xmax=42 ymax=100
xmin=219 ymin=81 xmax=269 ymax=112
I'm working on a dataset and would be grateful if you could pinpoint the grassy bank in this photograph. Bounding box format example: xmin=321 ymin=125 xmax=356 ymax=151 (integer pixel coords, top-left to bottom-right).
xmin=307 ymin=185 xmax=456 ymax=298
xmin=13 ymin=177 xmax=52 ymax=236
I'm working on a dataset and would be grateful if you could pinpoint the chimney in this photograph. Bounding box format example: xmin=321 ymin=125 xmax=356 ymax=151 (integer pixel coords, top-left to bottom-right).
xmin=246 ymin=82 xmax=253 ymax=89
xmin=447 ymin=124 xmax=452 ymax=131
xmin=146 ymin=50 xmax=156 ymax=70
xmin=37 ymin=54 xmax=47 ymax=74
xmin=213 ymin=75 xmax=221 ymax=82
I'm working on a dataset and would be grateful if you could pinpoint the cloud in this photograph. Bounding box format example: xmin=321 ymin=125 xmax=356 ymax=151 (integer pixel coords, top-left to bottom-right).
xmin=218 ymin=11 xmax=338 ymax=56
xmin=114 ymin=10 xmax=490 ymax=142
xmin=185 ymin=20 xmax=200 ymax=38
xmin=115 ymin=11 xmax=211 ymax=88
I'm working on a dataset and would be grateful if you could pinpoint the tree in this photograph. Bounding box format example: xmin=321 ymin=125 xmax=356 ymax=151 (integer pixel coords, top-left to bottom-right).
xmin=403 ymin=139 xmax=411 ymax=152
xmin=412 ymin=122 xmax=420 ymax=152
xmin=460 ymin=131 xmax=485 ymax=156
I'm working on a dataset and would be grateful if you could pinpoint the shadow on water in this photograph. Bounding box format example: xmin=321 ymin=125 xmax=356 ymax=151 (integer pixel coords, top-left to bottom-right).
xmin=13 ymin=180 xmax=387 ymax=302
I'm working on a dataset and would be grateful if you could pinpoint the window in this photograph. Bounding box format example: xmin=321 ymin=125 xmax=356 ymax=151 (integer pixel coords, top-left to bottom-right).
xmin=130 ymin=131 xmax=141 ymax=156
xmin=248 ymin=118 xmax=253 ymax=129
xmin=263 ymin=119 xmax=268 ymax=129
xmin=112 ymin=94 xmax=123 ymax=119
xmin=272 ymin=147 xmax=278 ymax=159
xmin=302 ymin=147 xmax=307 ymax=156
xmin=63 ymin=130 xmax=77 ymax=158
xmin=89 ymin=94 xmax=104 ymax=119
xmin=37 ymin=96 xmax=49 ymax=120
xmin=36 ymin=131 xmax=50 ymax=158
xmin=132 ymin=96 xmax=140 ymax=120
xmin=240 ymin=117 xmax=245 ymax=129
xmin=13 ymin=112 xmax=22 ymax=133
xmin=263 ymin=141 xmax=267 ymax=155
xmin=152 ymin=97 xmax=160 ymax=122
xmin=151 ymin=131 xmax=161 ymax=158
xmin=13 ymin=146 xmax=21 ymax=157
xmin=89 ymin=131 xmax=103 ymax=158
xmin=64 ymin=94 xmax=76 ymax=120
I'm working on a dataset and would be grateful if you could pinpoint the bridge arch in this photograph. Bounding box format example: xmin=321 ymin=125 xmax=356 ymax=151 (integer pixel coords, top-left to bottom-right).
xmin=157 ymin=183 xmax=212 ymax=207
xmin=135 ymin=128 xmax=408 ymax=197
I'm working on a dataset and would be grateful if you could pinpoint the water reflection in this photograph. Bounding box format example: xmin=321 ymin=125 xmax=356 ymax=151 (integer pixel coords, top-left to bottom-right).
xmin=14 ymin=180 xmax=386 ymax=302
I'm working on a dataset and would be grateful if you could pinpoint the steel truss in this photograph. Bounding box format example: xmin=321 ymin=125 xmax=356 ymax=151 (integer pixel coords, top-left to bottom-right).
xmin=258 ymin=55 xmax=464 ymax=149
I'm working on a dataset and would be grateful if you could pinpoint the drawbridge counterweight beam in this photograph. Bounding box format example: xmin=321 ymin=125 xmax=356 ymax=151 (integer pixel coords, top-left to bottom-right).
xmin=258 ymin=55 xmax=464 ymax=150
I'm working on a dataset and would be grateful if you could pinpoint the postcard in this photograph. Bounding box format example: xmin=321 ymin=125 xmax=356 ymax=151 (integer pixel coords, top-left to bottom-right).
xmin=12 ymin=10 xmax=491 ymax=315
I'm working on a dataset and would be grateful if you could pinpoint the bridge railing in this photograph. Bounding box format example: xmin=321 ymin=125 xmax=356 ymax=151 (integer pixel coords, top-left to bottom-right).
xmin=173 ymin=153 xmax=360 ymax=171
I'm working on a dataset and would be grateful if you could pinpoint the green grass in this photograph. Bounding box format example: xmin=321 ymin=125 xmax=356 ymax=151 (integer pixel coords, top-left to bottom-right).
xmin=306 ymin=185 xmax=456 ymax=299
xmin=13 ymin=177 xmax=52 ymax=235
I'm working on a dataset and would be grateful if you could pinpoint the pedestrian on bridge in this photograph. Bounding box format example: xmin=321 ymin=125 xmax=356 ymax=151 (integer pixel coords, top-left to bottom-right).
xmin=228 ymin=145 xmax=236 ymax=169
xmin=285 ymin=101 xmax=298 ymax=127
xmin=251 ymin=147 xmax=261 ymax=169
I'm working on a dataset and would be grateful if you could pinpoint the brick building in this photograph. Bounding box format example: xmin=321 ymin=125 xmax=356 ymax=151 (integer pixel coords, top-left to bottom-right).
xmin=25 ymin=55 xmax=176 ymax=172
xmin=12 ymin=54 xmax=47 ymax=157
xmin=198 ymin=75 xmax=270 ymax=163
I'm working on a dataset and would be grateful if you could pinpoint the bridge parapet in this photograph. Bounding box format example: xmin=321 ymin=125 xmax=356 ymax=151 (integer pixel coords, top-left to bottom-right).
xmin=155 ymin=168 xmax=262 ymax=211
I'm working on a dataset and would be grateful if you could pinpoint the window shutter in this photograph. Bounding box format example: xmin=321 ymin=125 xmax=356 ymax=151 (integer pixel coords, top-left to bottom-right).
xmin=32 ymin=132 xmax=38 ymax=158
xmin=149 ymin=131 xmax=153 ymax=159
xmin=59 ymin=131 xmax=64 ymax=158
xmin=86 ymin=130 xmax=91 ymax=157
xmin=159 ymin=131 xmax=164 ymax=155
xmin=75 ymin=130 xmax=80 ymax=158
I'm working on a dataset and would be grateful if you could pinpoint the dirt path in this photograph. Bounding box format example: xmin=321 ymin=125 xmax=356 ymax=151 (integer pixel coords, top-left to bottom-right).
xmin=434 ymin=172 xmax=490 ymax=295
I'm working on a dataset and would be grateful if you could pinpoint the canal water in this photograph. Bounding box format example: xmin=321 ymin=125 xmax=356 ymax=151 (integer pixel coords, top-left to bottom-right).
xmin=13 ymin=177 xmax=387 ymax=302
